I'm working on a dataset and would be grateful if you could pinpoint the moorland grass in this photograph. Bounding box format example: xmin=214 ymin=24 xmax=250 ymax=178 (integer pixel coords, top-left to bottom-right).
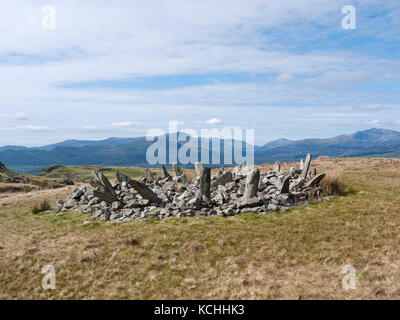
xmin=1 ymin=158 xmax=400 ymax=299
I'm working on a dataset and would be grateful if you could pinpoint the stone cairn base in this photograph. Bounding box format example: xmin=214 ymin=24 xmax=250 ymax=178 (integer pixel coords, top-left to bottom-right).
xmin=57 ymin=154 xmax=327 ymax=223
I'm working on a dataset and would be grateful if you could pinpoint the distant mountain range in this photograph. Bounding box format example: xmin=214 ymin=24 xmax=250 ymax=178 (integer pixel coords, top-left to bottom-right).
xmin=1 ymin=128 xmax=400 ymax=174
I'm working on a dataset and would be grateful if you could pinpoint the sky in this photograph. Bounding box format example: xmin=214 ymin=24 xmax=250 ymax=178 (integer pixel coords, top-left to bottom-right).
xmin=0 ymin=0 xmax=399 ymax=146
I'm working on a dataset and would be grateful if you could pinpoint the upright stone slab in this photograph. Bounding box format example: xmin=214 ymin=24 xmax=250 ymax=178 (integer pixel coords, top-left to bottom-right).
xmin=300 ymin=153 xmax=312 ymax=179
xmin=273 ymin=161 xmax=281 ymax=172
xmin=90 ymin=170 xmax=118 ymax=203
xmin=280 ymin=175 xmax=290 ymax=194
xmin=161 ymin=165 xmax=171 ymax=178
xmin=299 ymin=159 xmax=304 ymax=170
xmin=199 ymin=167 xmax=211 ymax=201
xmin=116 ymin=170 xmax=130 ymax=184
xmin=172 ymin=162 xmax=183 ymax=177
xmin=195 ymin=162 xmax=204 ymax=176
xmin=145 ymin=169 xmax=154 ymax=181
xmin=242 ymin=165 xmax=253 ymax=176
xmin=233 ymin=164 xmax=243 ymax=177
xmin=244 ymin=168 xmax=260 ymax=199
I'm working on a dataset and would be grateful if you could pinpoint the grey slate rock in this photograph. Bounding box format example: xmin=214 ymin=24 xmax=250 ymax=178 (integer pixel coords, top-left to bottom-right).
xmin=244 ymin=168 xmax=260 ymax=199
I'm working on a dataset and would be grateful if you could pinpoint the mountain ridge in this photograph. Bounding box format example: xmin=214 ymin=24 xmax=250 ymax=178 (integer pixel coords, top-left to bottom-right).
xmin=1 ymin=128 xmax=400 ymax=173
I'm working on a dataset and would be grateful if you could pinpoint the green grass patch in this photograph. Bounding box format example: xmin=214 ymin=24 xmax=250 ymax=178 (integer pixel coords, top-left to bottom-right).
xmin=38 ymin=165 xmax=146 ymax=181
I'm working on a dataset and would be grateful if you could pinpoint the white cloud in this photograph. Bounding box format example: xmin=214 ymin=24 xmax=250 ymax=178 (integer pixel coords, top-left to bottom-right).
xmin=363 ymin=119 xmax=379 ymax=126
xmin=12 ymin=112 xmax=29 ymax=120
xmin=205 ymin=118 xmax=222 ymax=124
xmin=0 ymin=112 xmax=29 ymax=121
xmin=276 ymin=73 xmax=293 ymax=82
xmin=77 ymin=124 xmax=102 ymax=131
xmin=17 ymin=125 xmax=48 ymax=131
xmin=111 ymin=121 xmax=136 ymax=128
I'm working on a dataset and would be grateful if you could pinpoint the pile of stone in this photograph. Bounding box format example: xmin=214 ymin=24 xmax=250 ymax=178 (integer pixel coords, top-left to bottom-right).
xmin=57 ymin=154 xmax=327 ymax=223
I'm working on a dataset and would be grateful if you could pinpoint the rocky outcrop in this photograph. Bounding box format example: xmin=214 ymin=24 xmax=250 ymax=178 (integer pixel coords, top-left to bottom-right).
xmin=0 ymin=162 xmax=31 ymax=183
xmin=60 ymin=155 xmax=327 ymax=223
xmin=0 ymin=162 xmax=9 ymax=172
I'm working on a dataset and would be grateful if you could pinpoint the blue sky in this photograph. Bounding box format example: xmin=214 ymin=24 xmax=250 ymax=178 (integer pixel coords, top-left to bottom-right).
xmin=0 ymin=0 xmax=399 ymax=146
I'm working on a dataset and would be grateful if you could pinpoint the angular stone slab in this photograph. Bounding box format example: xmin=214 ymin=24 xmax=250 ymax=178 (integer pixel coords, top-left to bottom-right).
xmin=233 ymin=164 xmax=243 ymax=176
xmin=90 ymin=170 xmax=118 ymax=203
xmin=211 ymin=171 xmax=233 ymax=188
xmin=300 ymin=153 xmax=312 ymax=179
xmin=115 ymin=170 xmax=130 ymax=184
xmin=145 ymin=168 xmax=154 ymax=181
xmin=115 ymin=171 xmax=162 ymax=204
xmin=161 ymin=165 xmax=171 ymax=178
xmin=280 ymin=175 xmax=290 ymax=194
xmin=199 ymin=167 xmax=211 ymax=201
xmin=273 ymin=161 xmax=281 ymax=172
xmin=299 ymin=159 xmax=304 ymax=170
xmin=92 ymin=190 xmax=116 ymax=204
xmin=306 ymin=173 xmax=325 ymax=188
xmin=195 ymin=162 xmax=204 ymax=176
xmin=239 ymin=197 xmax=263 ymax=209
xmin=290 ymin=177 xmax=305 ymax=191
xmin=128 ymin=179 xmax=162 ymax=204
xmin=233 ymin=164 xmax=253 ymax=177
xmin=172 ymin=162 xmax=183 ymax=177
xmin=244 ymin=168 xmax=260 ymax=199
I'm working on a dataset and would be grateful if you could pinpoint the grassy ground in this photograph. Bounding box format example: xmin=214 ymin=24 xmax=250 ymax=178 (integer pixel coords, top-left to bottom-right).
xmin=1 ymin=158 xmax=400 ymax=299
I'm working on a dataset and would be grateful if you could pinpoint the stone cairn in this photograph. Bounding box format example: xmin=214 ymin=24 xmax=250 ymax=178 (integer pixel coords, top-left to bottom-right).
xmin=57 ymin=154 xmax=327 ymax=223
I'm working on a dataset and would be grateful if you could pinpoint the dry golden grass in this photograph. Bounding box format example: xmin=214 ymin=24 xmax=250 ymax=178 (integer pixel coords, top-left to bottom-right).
xmin=31 ymin=199 xmax=52 ymax=214
xmin=1 ymin=157 xmax=400 ymax=299
xmin=320 ymin=172 xmax=346 ymax=195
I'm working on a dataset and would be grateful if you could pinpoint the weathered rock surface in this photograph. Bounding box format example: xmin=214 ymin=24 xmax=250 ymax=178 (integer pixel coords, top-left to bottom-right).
xmin=306 ymin=173 xmax=325 ymax=188
xmin=128 ymin=178 xmax=162 ymax=204
xmin=280 ymin=175 xmax=290 ymax=194
xmin=161 ymin=165 xmax=171 ymax=178
xmin=199 ymin=167 xmax=211 ymax=201
xmin=300 ymin=153 xmax=312 ymax=179
xmin=211 ymin=171 xmax=233 ymax=188
xmin=90 ymin=170 xmax=118 ymax=203
xmin=172 ymin=162 xmax=183 ymax=177
xmin=244 ymin=168 xmax=260 ymax=199
xmin=273 ymin=161 xmax=281 ymax=172
xmin=195 ymin=162 xmax=204 ymax=176
xmin=145 ymin=169 xmax=154 ymax=181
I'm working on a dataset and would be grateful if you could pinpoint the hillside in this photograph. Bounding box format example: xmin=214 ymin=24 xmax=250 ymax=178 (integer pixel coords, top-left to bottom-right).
xmin=254 ymin=128 xmax=400 ymax=163
xmin=0 ymin=161 xmax=30 ymax=184
xmin=0 ymin=162 xmax=73 ymax=193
